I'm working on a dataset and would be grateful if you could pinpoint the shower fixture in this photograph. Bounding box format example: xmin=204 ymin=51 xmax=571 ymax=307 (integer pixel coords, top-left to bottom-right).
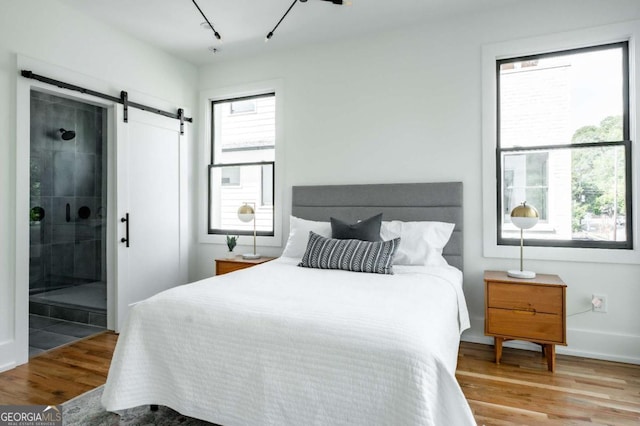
xmin=58 ymin=128 xmax=76 ymax=141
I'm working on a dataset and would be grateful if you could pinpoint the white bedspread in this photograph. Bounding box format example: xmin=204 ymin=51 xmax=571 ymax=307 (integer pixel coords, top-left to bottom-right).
xmin=102 ymin=258 xmax=474 ymax=425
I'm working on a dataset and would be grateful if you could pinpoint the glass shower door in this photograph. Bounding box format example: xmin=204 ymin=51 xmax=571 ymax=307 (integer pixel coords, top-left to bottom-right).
xmin=28 ymin=90 xmax=107 ymax=355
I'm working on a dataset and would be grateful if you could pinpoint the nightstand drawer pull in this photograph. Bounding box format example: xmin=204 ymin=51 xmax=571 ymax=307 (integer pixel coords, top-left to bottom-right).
xmin=513 ymin=309 xmax=536 ymax=315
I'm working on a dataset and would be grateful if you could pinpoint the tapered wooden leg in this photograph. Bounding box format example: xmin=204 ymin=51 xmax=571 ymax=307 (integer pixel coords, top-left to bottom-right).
xmin=494 ymin=337 xmax=504 ymax=364
xmin=545 ymin=344 xmax=556 ymax=372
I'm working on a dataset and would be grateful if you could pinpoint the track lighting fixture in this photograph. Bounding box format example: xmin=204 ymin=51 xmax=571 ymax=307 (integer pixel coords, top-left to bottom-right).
xmin=265 ymin=0 xmax=298 ymax=42
xmin=191 ymin=0 xmax=222 ymax=41
xmin=266 ymin=0 xmax=351 ymax=42
xmin=191 ymin=0 xmax=351 ymax=49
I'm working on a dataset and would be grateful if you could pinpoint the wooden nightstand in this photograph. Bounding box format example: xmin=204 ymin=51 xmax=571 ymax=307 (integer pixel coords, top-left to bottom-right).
xmin=215 ymin=256 xmax=276 ymax=276
xmin=484 ymin=270 xmax=567 ymax=372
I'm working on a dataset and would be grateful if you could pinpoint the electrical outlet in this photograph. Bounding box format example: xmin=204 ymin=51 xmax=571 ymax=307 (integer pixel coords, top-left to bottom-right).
xmin=592 ymin=294 xmax=608 ymax=313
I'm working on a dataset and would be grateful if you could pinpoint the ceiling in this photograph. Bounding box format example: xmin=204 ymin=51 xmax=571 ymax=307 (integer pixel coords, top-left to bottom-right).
xmin=57 ymin=0 xmax=512 ymax=65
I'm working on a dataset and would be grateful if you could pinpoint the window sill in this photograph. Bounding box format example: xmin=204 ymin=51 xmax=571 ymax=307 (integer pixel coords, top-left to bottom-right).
xmin=483 ymin=240 xmax=640 ymax=264
xmin=199 ymin=232 xmax=283 ymax=248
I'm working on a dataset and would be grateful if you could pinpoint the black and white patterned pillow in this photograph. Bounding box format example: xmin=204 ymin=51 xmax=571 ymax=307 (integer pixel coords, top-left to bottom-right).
xmin=298 ymin=231 xmax=400 ymax=274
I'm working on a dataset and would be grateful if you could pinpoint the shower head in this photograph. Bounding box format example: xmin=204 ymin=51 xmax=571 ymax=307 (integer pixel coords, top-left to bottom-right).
xmin=58 ymin=128 xmax=76 ymax=141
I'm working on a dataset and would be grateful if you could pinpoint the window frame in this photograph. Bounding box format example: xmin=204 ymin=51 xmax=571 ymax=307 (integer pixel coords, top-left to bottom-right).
xmin=496 ymin=42 xmax=632 ymax=249
xmin=208 ymin=93 xmax=276 ymax=236
xmin=198 ymin=80 xmax=284 ymax=248
xmin=481 ymin=22 xmax=640 ymax=264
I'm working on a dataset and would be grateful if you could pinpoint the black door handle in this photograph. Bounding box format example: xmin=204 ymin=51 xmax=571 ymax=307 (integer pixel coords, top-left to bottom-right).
xmin=121 ymin=213 xmax=130 ymax=247
xmin=66 ymin=203 xmax=71 ymax=222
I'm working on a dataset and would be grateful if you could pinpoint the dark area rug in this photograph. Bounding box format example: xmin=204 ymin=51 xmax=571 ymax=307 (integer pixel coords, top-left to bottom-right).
xmin=61 ymin=385 xmax=217 ymax=426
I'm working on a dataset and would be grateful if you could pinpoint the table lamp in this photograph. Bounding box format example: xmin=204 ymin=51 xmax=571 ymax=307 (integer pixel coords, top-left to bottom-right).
xmin=507 ymin=202 xmax=539 ymax=279
xmin=237 ymin=202 xmax=260 ymax=259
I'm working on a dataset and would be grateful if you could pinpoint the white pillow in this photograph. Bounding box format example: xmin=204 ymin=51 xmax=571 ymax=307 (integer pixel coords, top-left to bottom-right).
xmin=281 ymin=216 xmax=331 ymax=259
xmin=380 ymin=220 xmax=455 ymax=266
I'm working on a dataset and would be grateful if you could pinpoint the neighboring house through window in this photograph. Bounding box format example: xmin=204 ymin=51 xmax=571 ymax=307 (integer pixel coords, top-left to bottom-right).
xmin=208 ymin=93 xmax=275 ymax=235
xmin=496 ymin=42 xmax=632 ymax=249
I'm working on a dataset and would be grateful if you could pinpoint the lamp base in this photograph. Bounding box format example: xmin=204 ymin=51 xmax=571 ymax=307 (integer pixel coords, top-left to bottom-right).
xmin=242 ymin=253 xmax=261 ymax=260
xmin=507 ymin=269 xmax=536 ymax=279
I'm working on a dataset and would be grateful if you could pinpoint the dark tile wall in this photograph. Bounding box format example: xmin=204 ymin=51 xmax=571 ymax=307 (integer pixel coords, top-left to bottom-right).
xmin=29 ymin=91 xmax=107 ymax=292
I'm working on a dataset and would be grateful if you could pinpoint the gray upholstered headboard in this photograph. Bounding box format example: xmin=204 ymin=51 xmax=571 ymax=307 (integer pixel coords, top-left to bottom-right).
xmin=291 ymin=182 xmax=463 ymax=271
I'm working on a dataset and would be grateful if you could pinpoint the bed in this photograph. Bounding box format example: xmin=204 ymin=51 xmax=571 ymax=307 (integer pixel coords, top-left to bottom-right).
xmin=102 ymin=182 xmax=475 ymax=425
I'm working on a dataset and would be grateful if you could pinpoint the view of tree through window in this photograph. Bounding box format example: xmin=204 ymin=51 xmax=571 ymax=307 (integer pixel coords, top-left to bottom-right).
xmin=571 ymin=116 xmax=626 ymax=241
xmin=497 ymin=42 xmax=631 ymax=248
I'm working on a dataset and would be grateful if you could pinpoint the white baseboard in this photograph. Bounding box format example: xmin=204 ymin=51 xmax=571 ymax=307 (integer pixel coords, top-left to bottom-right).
xmin=0 ymin=339 xmax=17 ymax=373
xmin=0 ymin=362 xmax=15 ymax=373
xmin=463 ymin=316 xmax=640 ymax=365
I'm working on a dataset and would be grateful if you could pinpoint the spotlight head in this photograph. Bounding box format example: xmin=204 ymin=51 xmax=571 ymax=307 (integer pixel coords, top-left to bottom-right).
xmin=265 ymin=32 xmax=273 ymax=42
xmin=214 ymin=31 xmax=221 ymax=40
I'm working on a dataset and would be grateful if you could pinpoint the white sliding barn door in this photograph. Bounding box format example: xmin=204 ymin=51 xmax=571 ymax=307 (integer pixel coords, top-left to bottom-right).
xmin=115 ymin=107 xmax=187 ymax=331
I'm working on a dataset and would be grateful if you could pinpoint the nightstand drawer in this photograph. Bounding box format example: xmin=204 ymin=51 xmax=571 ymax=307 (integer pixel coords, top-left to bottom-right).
xmin=216 ymin=261 xmax=252 ymax=275
xmin=487 ymin=282 xmax=563 ymax=314
xmin=487 ymin=308 xmax=563 ymax=343
xmin=215 ymin=257 xmax=276 ymax=276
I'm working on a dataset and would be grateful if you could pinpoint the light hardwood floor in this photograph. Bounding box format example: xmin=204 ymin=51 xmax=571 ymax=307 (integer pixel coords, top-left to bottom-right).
xmin=0 ymin=332 xmax=116 ymax=405
xmin=0 ymin=333 xmax=638 ymax=425
xmin=458 ymin=342 xmax=640 ymax=425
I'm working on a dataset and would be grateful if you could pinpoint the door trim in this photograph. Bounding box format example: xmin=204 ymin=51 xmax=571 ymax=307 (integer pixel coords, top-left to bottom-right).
xmin=12 ymin=55 xmax=189 ymax=370
xmin=15 ymin=60 xmax=118 ymax=369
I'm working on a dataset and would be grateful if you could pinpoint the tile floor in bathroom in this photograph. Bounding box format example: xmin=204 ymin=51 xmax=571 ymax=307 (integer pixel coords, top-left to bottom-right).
xmin=29 ymin=314 xmax=105 ymax=357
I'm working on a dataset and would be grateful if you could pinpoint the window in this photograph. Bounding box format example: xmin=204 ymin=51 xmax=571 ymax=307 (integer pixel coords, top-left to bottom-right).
xmin=208 ymin=93 xmax=275 ymax=235
xmin=503 ymin=152 xmax=549 ymax=221
xmin=230 ymin=99 xmax=256 ymax=115
xmin=221 ymin=167 xmax=240 ymax=186
xmin=497 ymin=42 xmax=632 ymax=249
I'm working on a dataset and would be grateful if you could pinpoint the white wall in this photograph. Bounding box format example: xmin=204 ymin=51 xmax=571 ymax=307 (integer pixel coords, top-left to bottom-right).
xmin=196 ymin=0 xmax=640 ymax=363
xmin=0 ymin=0 xmax=197 ymax=371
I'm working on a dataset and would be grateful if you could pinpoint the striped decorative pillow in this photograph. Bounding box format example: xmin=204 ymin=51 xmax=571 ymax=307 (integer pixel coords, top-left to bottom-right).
xmin=298 ymin=231 xmax=400 ymax=274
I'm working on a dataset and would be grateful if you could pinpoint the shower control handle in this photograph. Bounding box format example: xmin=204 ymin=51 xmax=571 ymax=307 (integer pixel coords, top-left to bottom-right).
xmin=120 ymin=213 xmax=130 ymax=247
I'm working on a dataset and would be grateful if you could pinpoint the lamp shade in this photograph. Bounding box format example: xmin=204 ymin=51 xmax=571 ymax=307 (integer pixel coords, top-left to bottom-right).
xmin=510 ymin=202 xmax=539 ymax=230
xmin=237 ymin=204 xmax=255 ymax=223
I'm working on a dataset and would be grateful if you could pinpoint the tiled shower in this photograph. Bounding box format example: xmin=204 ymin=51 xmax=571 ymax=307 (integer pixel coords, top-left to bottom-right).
xmin=28 ymin=91 xmax=107 ymax=355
